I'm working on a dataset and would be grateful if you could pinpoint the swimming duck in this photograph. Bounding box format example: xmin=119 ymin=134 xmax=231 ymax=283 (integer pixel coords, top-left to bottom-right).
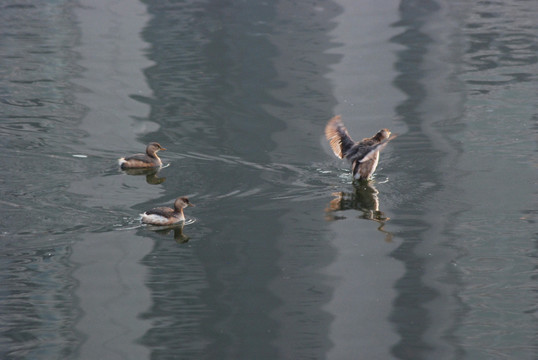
xmin=141 ymin=197 xmax=194 ymax=225
xmin=325 ymin=115 xmax=396 ymax=180
xmin=118 ymin=142 xmax=166 ymax=169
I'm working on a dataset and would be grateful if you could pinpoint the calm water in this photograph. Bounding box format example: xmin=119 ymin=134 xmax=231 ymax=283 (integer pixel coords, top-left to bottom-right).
xmin=0 ymin=0 xmax=536 ymax=359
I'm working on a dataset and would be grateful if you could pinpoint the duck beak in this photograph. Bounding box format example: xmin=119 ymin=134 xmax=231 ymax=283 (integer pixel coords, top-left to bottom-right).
xmin=160 ymin=147 xmax=167 ymax=151
xmin=188 ymin=203 xmax=195 ymax=207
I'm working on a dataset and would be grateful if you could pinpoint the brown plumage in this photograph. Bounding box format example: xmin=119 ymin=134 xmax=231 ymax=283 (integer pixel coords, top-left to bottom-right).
xmin=141 ymin=197 xmax=194 ymax=225
xmin=118 ymin=142 xmax=166 ymax=169
xmin=325 ymin=115 xmax=396 ymax=180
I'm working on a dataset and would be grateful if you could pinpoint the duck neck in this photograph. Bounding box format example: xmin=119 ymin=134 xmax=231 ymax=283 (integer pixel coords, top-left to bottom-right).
xmin=174 ymin=207 xmax=185 ymax=221
xmin=147 ymin=149 xmax=159 ymax=159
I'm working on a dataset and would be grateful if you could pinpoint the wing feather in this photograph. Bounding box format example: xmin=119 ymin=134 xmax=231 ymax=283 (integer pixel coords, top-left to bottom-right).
xmin=324 ymin=115 xmax=356 ymax=159
xmin=123 ymin=153 xmax=148 ymax=162
xmin=145 ymin=207 xmax=174 ymax=217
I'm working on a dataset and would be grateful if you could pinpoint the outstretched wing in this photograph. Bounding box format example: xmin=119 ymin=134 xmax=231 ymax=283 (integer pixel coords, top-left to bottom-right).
xmin=324 ymin=115 xmax=356 ymax=159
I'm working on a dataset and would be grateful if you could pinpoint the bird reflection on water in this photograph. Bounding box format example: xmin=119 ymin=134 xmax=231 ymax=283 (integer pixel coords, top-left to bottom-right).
xmin=325 ymin=180 xmax=393 ymax=242
xmin=145 ymin=222 xmax=191 ymax=244
xmin=120 ymin=166 xmax=167 ymax=185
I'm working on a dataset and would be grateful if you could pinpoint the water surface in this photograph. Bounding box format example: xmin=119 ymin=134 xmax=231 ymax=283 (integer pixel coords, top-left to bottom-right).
xmin=0 ymin=0 xmax=536 ymax=359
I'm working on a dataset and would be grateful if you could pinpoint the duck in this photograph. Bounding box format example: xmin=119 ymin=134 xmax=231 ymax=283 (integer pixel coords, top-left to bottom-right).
xmin=141 ymin=197 xmax=194 ymax=225
xmin=118 ymin=142 xmax=166 ymax=169
xmin=325 ymin=115 xmax=396 ymax=180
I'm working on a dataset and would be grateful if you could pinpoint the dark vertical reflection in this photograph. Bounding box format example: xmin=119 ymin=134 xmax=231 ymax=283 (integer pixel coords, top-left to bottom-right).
xmin=0 ymin=2 xmax=83 ymax=358
xmin=137 ymin=0 xmax=284 ymax=162
xmin=137 ymin=0 xmax=342 ymax=358
xmin=441 ymin=0 xmax=538 ymax=357
xmin=389 ymin=1 xmax=443 ymax=359
xmin=387 ymin=0 xmax=537 ymax=357
xmin=137 ymin=1 xmax=281 ymax=358
xmin=262 ymin=1 xmax=342 ymax=358
xmin=135 ymin=1 xmax=331 ymax=359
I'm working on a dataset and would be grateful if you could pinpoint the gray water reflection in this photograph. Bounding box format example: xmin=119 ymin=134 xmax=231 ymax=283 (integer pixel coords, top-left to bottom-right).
xmin=389 ymin=0 xmax=457 ymax=358
xmin=136 ymin=1 xmax=341 ymax=358
xmin=387 ymin=0 xmax=538 ymax=359
xmin=0 ymin=0 xmax=537 ymax=359
xmin=0 ymin=2 xmax=83 ymax=359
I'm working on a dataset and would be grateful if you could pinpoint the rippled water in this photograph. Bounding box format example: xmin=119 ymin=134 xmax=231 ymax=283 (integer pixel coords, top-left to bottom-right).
xmin=0 ymin=0 xmax=536 ymax=359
